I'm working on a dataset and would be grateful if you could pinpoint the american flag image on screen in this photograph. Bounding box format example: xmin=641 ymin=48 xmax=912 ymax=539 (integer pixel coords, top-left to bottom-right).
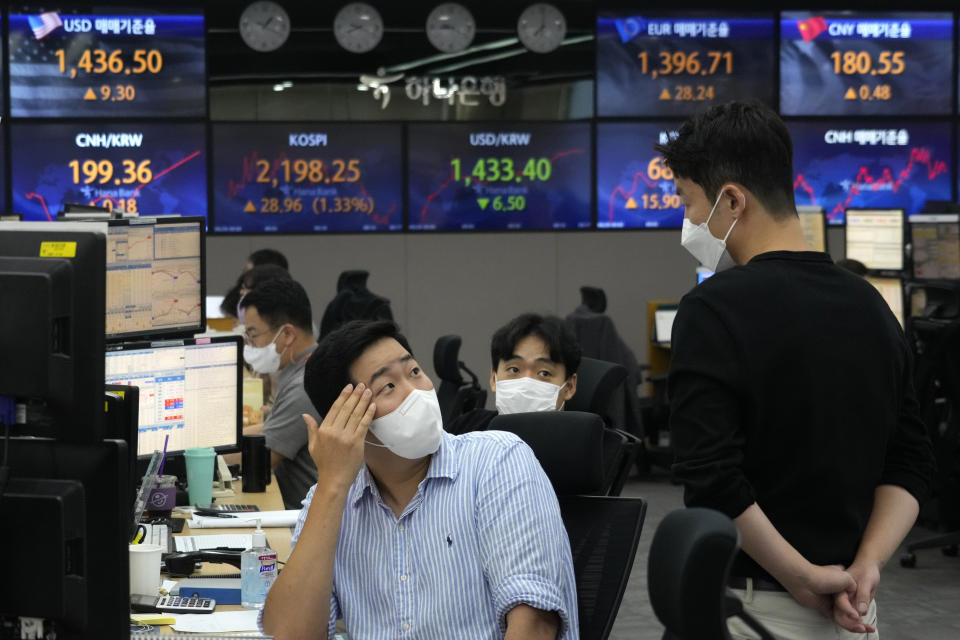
xmin=28 ymin=12 xmax=62 ymax=39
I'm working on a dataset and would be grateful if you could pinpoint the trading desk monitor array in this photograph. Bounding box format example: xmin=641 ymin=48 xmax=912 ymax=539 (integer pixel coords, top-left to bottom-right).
xmin=104 ymin=217 xmax=205 ymax=340
xmin=104 ymin=336 xmax=242 ymax=459
xmin=909 ymin=214 xmax=960 ymax=280
xmin=866 ymin=276 xmax=905 ymax=328
xmin=797 ymin=205 xmax=827 ymax=252
xmin=845 ymin=208 xmax=905 ymax=272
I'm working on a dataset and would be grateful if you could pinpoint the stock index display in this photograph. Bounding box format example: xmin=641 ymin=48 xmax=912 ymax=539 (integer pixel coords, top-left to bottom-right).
xmin=597 ymin=122 xmax=683 ymax=229
xmin=407 ymin=123 xmax=591 ymax=231
xmin=11 ymin=122 xmax=207 ymax=221
xmin=597 ymin=13 xmax=775 ymax=117
xmin=781 ymin=12 xmax=953 ymax=115
xmin=9 ymin=9 xmax=205 ymax=117
xmin=212 ymin=124 xmax=403 ymax=233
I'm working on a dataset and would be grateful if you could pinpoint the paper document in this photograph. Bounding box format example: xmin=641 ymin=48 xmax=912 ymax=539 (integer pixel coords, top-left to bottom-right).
xmin=174 ymin=534 xmax=254 ymax=552
xmin=188 ymin=510 xmax=300 ymax=529
xmin=170 ymin=610 xmax=260 ymax=633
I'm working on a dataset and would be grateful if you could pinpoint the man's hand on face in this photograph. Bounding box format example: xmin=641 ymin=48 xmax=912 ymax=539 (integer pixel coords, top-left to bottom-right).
xmin=303 ymin=383 xmax=376 ymax=493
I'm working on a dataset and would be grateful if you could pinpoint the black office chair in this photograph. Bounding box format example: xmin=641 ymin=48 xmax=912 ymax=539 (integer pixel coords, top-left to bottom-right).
xmin=648 ymin=508 xmax=774 ymax=640
xmin=489 ymin=411 xmax=647 ymax=640
xmin=433 ymin=334 xmax=486 ymax=426
xmin=566 ymin=357 xmax=642 ymax=496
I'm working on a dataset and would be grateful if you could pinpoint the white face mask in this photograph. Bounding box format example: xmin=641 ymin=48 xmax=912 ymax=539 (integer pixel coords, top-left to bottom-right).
xmin=367 ymin=388 xmax=443 ymax=459
xmin=495 ymin=377 xmax=566 ymax=415
xmin=680 ymin=191 xmax=738 ymax=272
xmin=243 ymin=329 xmax=284 ymax=374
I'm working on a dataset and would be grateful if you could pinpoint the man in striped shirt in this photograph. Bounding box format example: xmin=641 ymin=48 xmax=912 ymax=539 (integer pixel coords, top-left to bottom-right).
xmin=262 ymin=320 xmax=578 ymax=640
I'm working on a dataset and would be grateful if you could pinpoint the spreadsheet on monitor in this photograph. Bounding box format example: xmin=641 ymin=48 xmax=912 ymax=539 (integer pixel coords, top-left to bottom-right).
xmin=104 ymin=339 xmax=239 ymax=456
xmin=910 ymin=214 xmax=960 ymax=280
xmin=846 ymin=209 xmax=904 ymax=271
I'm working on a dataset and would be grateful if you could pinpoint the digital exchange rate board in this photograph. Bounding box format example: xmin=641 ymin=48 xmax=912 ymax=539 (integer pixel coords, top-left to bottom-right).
xmin=212 ymin=124 xmax=403 ymax=233
xmin=597 ymin=122 xmax=684 ymax=229
xmin=9 ymin=8 xmax=205 ymax=117
xmin=781 ymin=12 xmax=953 ymax=116
xmin=408 ymin=123 xmax=591 ymax=231
xmin=789 ymin=121 xmax=952 ymax=225
xmin=597 ymin=13 xmax=775 ymax=117
xmin=11 ymin=122 xmax=207 ymax=221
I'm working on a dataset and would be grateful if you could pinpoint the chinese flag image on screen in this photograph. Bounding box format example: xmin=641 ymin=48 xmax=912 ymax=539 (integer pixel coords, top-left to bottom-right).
xmin=797 ymin=17 xmax=827 ymax=42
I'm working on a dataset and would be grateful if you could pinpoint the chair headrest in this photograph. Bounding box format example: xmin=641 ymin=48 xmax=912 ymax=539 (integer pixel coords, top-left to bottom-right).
xmin=648 ymin=508 xmax=739 ymax=638
xmin=488 ymin=411 xmax=606 ymax=495
xmin=580 ymin=286 xmax=607 ymax=313
xmin=565 ymin=357 xmax=627 ymax=417
xmin=433 ymin=335 xmax=464 ymax=383
xmin=337 ymin=270 xmax=369 ymax=292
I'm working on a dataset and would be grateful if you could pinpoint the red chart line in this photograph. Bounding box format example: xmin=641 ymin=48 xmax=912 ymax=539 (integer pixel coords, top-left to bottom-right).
xmin=793 ymin=146 xmax=948 ymax=216
xmin=419 ymin=148 xmax=587 ymax=223
xmin=608 ymin=171 xmax=658 ymax=223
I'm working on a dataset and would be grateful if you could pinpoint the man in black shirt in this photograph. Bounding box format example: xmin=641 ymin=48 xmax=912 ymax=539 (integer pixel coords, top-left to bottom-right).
xmin=658 ymin=102 xmax=934 ymax=638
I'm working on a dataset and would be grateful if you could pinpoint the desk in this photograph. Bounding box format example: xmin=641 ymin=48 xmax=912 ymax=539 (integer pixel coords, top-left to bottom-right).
xmin=154 ymin=481 xmax=294 ymax=635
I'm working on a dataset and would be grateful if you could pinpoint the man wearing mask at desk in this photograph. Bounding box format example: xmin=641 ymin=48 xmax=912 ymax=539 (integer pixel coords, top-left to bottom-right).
xmin=659 ymin=101 xmax=934 ymax=638
xmin=239 ymin=278 xmax=319 ymax=510
xmin=446 ymin=313 xmax=580 ymax=434
xmin=261 ymin=320 xmax=577 ymax=640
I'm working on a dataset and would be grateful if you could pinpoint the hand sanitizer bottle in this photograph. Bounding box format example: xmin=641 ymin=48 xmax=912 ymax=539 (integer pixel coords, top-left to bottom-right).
xmin=241 ymin=521 xmax=277 ymax=609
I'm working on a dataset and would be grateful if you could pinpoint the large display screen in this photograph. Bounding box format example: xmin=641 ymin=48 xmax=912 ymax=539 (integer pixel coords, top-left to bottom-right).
xmin=788 ymin=121 xmax=952 ymax=226
xmin=781 ymin=12 xmax=953 ymax=116
xmin=9 ymin=8 xmax=205 ymax=118
xmin=407 ymin=123 xmax=591 ymax=231
xmin=597 ymin=13 xmax=775 ymax=117
xmin=597 ymin=122 xmax=683 ymax=229
xmin=11 ymin=122 xmax=207 ymax=222
xmin=212 ymin=123 xmax=403 ymax=233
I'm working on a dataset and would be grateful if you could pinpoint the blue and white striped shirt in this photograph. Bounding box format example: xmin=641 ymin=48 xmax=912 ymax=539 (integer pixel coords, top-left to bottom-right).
xmin=275 ymin=430 xmax=578 ymax=639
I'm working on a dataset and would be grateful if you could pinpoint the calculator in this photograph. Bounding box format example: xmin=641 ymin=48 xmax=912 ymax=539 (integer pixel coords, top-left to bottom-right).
xmin=131 ymin=593 xmax=216 ymax=614
xmin=205 ymin=503 xmax=260 ymax=512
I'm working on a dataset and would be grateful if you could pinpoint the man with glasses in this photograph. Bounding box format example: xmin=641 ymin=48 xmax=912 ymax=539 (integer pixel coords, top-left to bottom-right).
xmin=240 ymin=278 xmax=320 ymax=509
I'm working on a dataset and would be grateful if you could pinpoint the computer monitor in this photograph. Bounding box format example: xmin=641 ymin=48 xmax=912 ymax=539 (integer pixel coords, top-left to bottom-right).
xmin=909 ymin=214 xmax=960 ymax=280
xmin=104 ymin=336 xmax=242 ymax=459
xmin=866 ymin=276 xmax=905 ymax=328
xmin=696 ymin=267 xmax=714 ymax=285
xmin=654 ymin=306 xmax=679 ymax=344
xmin=2 ymin=437 xmax=130 ymax=638
xmin=206 ymin=295 xmax=226 ymax=319
xmin=104 ymin=216 xmax=205 ymax=340
xmin=845 ymin=208 xmax=905 ymax=272
xmin=797 ymin=205 xmax=827 ymax=252
xmin=0 ymin=221 xmax=107 ymax=441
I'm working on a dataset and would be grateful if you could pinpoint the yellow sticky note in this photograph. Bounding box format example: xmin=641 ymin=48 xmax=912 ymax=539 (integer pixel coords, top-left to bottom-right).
xmin=130 ymin=613 xmax=176 ymax=625
xmin=39 ymin=241 xmax=77 ymax=258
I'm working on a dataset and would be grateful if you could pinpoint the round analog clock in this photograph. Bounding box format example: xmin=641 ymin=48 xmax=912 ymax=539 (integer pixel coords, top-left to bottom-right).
xmin=426 ymin=3 xmax=475 ymax=53
xmin=334 ymin=3 xmax=384 ymax=54
xmin=239 ymin=1 xmax=291 ymax=53
xmin=517 ymin=3 xmax=566 ymax=54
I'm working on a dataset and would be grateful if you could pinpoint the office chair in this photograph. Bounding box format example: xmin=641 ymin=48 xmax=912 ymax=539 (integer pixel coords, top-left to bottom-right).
xmin=566 ymin=357 xmax=642 ymax=496
xmin=900 ymin=291 xmax=960 ymax=567
xmin=648 ymin=508 xmax=775 ymax=640
xmin=489 ymin=411 xmax=647 ymax=640
xmin=433 ymin=334 xmax=486 ymax=426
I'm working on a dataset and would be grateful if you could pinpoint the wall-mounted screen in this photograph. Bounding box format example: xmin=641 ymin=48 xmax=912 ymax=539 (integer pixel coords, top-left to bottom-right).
xmin=212 ymin=123 xmax=403 ymax=233
xmin=780 ymin=12 xmax=953 ymax=116
xmin=788 ymin=121 xmax=952 ymax=226
xmin=597 ymin=13 xmax=775 ymax=117
xmin=9 ymin=8 xmax=205 ymax=118
xmin=597 ymin=121 xmax=683 ymax=229
xmin=11 ymin=122 xmax=207 ymax=222
xmin=407 ymin=123 xmax=591 ymax=231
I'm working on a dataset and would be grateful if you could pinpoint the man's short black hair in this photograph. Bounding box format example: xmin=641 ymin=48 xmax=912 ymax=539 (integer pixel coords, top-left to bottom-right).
xmin=304 ymin=320 xmax=413 ymax=416
xmin=241 ymin=264 xmax=291 ymax=292
xmin=248 ymin=248 xmax=289 ymax=271
xmin=490 ymin=313 xmax=582 ymax=379
xmin=220 ymin=282 xmax=241 ymax=319
xmin=239 ymin=278 xmax=312 ymax=333
xmin=654 ymin=101 xmax=797 ymax=219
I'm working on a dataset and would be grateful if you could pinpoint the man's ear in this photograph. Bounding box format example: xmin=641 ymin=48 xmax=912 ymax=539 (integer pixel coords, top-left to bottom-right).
xmin=723 ymin=184 xmax=748 ymax=220
xmin=489 ymin=369 xmax=497 ymax=393
xmin=560 ymin=373 xmax=577 ymax=406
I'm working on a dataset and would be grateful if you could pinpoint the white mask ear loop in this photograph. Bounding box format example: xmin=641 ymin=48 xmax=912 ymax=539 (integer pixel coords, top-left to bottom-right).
xmin=707 ymin=190 xmax=738 ymax=243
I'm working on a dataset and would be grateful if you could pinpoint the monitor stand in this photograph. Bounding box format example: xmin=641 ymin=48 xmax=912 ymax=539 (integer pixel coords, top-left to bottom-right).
xmin=211 ymin=455 xmax=236 ymax=498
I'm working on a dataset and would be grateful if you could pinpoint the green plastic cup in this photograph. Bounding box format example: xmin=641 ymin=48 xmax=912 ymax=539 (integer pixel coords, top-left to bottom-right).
xmin=183 ymin=447 xmax=216 ymax=508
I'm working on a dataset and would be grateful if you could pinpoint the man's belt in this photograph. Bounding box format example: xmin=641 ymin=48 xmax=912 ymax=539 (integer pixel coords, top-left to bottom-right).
xmin=728 ymin=576 xmax=787 ymax=592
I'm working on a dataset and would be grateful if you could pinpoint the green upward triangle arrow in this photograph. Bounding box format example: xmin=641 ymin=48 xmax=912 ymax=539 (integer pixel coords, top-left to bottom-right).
xmin=477 ymin=198 xmax=490 ymax=211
